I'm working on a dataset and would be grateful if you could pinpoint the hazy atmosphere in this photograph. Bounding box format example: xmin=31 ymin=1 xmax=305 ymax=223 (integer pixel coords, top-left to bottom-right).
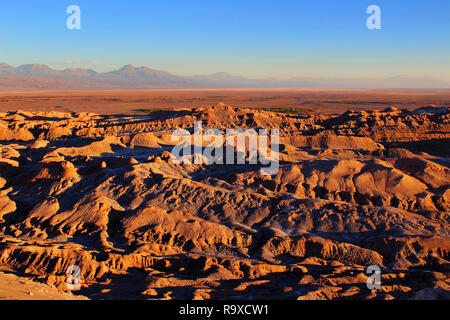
xmin=0 ymin=0 xmax=448 ymax=307
xmin=0 ymin=0 xmax=449 ymax=85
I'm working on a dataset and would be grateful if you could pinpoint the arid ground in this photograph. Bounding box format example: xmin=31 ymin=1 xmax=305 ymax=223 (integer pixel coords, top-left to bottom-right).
xmin=1 ymin=89 xmax=450 ymax=114
xmin=0 ymin=89 xmax=449 ymax=300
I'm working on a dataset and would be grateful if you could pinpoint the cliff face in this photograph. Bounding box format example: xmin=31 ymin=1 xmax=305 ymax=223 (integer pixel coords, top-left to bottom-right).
xmin=0 ymin=104 xmax=448 ymax=300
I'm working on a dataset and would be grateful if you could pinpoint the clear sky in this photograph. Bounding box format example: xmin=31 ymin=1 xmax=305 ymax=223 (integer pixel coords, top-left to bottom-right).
xmin=0 ymin=0 xmax=449 ymax=79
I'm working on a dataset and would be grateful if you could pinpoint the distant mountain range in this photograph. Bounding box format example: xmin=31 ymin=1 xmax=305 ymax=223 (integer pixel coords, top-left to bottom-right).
xmin=0 ymin=62 xmax=449 ymax=90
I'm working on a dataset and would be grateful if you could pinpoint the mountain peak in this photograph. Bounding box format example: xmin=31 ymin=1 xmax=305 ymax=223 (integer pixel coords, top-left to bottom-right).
xmin=16 ymin=64 xmax=55 ymax=74
xmin=120 ymin=64 xmax=136 ymax=70
xmin=108 ymin=64 xmax=171 ymax=78
xmin=62 ymin=68 xmax=98 ymax=75
xmin=211 ymin=72 xmax=231 ymax=76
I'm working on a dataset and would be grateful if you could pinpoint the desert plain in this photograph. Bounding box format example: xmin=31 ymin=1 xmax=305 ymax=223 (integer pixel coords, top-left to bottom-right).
xmin=0 ymin=89 xmax=449 ymax=300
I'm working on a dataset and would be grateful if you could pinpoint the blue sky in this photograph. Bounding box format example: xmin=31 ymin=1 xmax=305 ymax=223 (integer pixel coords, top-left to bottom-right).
xmin=0 ymin=0 xmax=449 ymax=79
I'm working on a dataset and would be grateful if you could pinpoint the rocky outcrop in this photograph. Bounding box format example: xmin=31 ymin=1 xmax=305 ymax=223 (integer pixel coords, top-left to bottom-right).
xmin=0 ymin=104 xmax=448 ymax=300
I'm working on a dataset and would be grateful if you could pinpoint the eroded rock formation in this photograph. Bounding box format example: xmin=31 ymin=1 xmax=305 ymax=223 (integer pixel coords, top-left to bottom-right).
xmin=0 ymin=104 xmax=448 ymax=299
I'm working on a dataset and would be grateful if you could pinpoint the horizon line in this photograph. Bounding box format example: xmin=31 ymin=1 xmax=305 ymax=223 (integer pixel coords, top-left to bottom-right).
xmin=2 ymin=62 xmax=450 ymax=83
